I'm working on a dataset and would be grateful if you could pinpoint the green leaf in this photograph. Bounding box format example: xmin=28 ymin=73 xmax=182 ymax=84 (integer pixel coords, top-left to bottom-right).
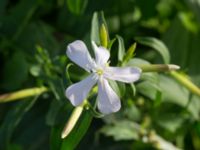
xmin=46 ymin=99 xmax=63 ymax=126
xmin=187 ymin=95 xmax=200 ymax=120
xmin=0 ymin=96 xmax=38 ymax=149
xmin=156 ymin=113 xmax=185 ymax=133
xmin=137 ymin=80 xmax=160 ymax=100
xmin=135 ymin=37 xmax=170 ymax=64
xmin=118 ymin=82 xmax=126 ymax=97
xmin=91 ymin=11 xmax=109 ymax=45
xmin=0 ymin=0 xmax=38 ymax=38
xmin=154 ymin=90 xmax=162 ymax=108
xmin=124 ymin=102 xmax=141 ymax=121
xmin=2 ymin=52 xmax=29 ymax=90
xmin=60 ymin=110 xmax=93 ymax=150
xmin=108 ymin=38 xmax=116 ymax=50
xmin=123 ymin=43 xmax=137 ymax=63
xmin=159 ymin=75 xmax=189 ymax=107
xmin=126 ymin=58 xmax=151 ymax=69
xmin=100 ymin=120 xmax=139 ymax=141
xmin=29 ymin=65 xmax=41 ymax=77
xmin=132 ymin=60 xmax=160 ymax=101
xmin=116 ymin=35 xmax=125 ymax=62
xmin=178 ymin=12 xmax=199 ymax=33
xmin=91 ymin=12 xmax=100 ymax=45
xmin=158 ymin=75 xmax=200 ymax=119
xmin=50 ymin=125 xmax=63 ymax=150
xmin=108 ymin=78 xmax=126 ymax=98
xmin=108 ymin=80 xmax=121 ymax=97
xmin=50 ymin=104 xmax=73 ymax=150
xmin=186 ymin=0 xmax=200 ymax=23
xmin=163 ymin=15 xmax=200 ymax=74
xmin=66 ymin=0 xmax=88 ymax=15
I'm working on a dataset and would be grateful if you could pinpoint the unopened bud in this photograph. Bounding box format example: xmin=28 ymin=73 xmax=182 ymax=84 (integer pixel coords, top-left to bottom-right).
xmin=61 ymin=106 xmax=84 ymax=139
xmin=168 ymin=64 xmax=180 ymax=71
xmin=100 ymin=24 xmax=108 ymax=48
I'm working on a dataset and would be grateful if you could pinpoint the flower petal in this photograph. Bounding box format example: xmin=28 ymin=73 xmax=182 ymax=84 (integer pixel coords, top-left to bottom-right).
xmin=91 ymin=41 xmax=110 ymax=67
xmin=67 ymin=40 xmax=96 ymax=72
xmin=65 ymin=74 xmax=98 ymax=106
xmin=97 ymin=78 xmax=121 ymax=114
xmin=104 ymin=66 xmax=141 ymax=83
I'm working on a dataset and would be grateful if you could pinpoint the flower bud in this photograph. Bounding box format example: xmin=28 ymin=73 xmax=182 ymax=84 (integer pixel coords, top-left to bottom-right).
xmin=100 ymin=24 xmax=108 ymax=48
xmin=61 ymin=106 xmax=84 ymax=139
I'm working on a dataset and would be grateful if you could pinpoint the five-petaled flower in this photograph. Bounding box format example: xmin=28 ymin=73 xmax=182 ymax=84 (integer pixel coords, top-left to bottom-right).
xmin=65 ymin=40 xmax=141 ymax=114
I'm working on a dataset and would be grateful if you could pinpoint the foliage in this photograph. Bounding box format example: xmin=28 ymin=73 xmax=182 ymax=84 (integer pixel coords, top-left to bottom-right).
xmin=0 ymin=0 xmax=200 ymax=150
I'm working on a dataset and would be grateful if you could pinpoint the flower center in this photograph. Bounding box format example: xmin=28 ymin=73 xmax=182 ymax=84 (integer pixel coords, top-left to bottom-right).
xmin=96 ymin=69 xmax=103 ymax=75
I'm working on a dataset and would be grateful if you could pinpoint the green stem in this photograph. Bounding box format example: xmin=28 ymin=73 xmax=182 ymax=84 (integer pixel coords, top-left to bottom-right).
xmin=0 ymin=87 xmax=48 ymax=103
xmin=170 ymin=71 xmax=200 ymax=97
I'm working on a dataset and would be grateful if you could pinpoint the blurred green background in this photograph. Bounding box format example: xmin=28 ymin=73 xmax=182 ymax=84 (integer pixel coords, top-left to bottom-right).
xmin=0 ymin=0 xmax=200 ymax=150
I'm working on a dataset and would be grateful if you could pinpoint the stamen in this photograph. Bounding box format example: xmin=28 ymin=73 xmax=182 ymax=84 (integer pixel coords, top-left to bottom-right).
xmin=96 ymin=69 xmax=103 ymax=75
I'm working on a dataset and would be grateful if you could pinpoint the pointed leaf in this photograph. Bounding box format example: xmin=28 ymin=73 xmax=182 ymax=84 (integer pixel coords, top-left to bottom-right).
xmin=116 ymin=35 xmax=125 ymax=62
xmin=135 ymin=37 xmax=170 ymax=64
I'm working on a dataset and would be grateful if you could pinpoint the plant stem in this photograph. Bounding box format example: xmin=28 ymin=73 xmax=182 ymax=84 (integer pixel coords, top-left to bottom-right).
xmin=170 ymin=71 xmax=200 ymax=97
xmin=0 ymin=86 xmax=48 ymax=103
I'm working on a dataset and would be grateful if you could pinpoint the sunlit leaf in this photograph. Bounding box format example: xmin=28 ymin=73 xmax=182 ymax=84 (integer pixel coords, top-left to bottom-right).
xmin=91 ymin=11 xmax=109 ymax=45
xmin=116 ymin=35 xmax=125 ymax=62
xmin=91 ymin=12 xmax=100 ymax=45
xmin=100 ymin=120 xmax=139 ymax=141
xmin=135 ymin=37 xmax=170 ymax=64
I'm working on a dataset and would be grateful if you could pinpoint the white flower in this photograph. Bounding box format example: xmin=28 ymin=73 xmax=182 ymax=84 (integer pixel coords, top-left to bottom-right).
xmin=65 ymin=40 xmax=141 ymax=114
